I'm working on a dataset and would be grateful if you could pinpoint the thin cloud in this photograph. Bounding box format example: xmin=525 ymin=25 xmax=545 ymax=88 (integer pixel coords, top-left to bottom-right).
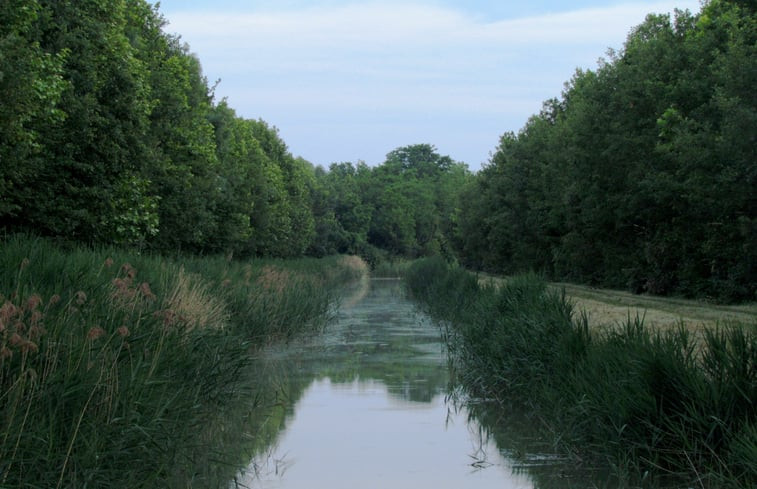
xmin=162 ymin=1 xmax=701 ymax=167
xmin=167 ymin=1 xmax=699 ymax=48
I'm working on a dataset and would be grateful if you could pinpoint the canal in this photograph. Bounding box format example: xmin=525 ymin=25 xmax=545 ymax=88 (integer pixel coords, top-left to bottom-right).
xmin=233 ymin=278 xmax=602 ymax=488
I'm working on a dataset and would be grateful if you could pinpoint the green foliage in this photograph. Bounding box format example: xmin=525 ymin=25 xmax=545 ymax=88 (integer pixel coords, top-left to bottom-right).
xmin=0 ymin=234 xmax=363 ymax=487
xmin=456 ymin=3 xmax=756 ymax=302
xmin=1 ymin=3 xmax=469 ymax=265
xmin=5 ymin=0 xmax=749 ymax=305
xmin=310 ymin=144 xmax=471 ymax=265
xmin=309 ymin=161 xmax=374 ymax=257
xmin=142 ymin=37 xmax=221 ymax=252
xmin=0 ymin=1 xmax=325 ymax=258
xmin=406 ymin=258 xmax=757 ymax=487
xmin=206 ymin=101 xmax=256 ymax=253
xmin=26 ymin=0 xmax=154 ymax=242
xmin=104 ymin=173 xmax=160 ymax=247
xmin=0 ymin=0 xmax=67 ymax=219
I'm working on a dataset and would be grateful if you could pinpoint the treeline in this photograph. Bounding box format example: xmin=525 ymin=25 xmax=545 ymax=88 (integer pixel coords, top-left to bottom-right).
xmin=309 ymin=145 xmax=469 ymax=265
xmin=0 ymin=0 xmax=468 ymax=263
xmin=455 ymin=0 xmax=755 ymax=302
xmin=1 ymin=0 xmax=318 ymax=256
xmin=3 ymin=1 xmax=754 ymax=302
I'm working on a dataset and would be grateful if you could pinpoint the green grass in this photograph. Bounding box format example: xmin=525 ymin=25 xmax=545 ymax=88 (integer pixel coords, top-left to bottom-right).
xmin=371 ymin=258 xmax=413 ymax=278
xmin=0 ymin=234 xmax=365 ymax=488
xmin=405 ymin=257 xmax=757 ymax=488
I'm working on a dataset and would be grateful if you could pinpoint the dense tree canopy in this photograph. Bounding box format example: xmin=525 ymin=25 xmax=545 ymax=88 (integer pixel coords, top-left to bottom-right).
xmin=0 ymin=0 xmax=66 ymax=218
xmin=1 ymin=0 xmax=752 ymax=301
xmin=456 ymin=0 xmax=755 ymax=301
xmin=308 ymin=145 xmax=470 ymax=264
xmin=0 ymin=0 xmax=320 ymax=257
xmin=0 ymin=0 xmax=467 ymax=262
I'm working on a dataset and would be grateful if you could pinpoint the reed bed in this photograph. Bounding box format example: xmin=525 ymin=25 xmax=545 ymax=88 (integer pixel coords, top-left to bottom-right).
xmin=405 ymin=257 xmax=756 ymax=489
xmin=0 ymin=234 xmax=365 ymax=488
xmin=370 ymin=258 xmax=413 ymax=278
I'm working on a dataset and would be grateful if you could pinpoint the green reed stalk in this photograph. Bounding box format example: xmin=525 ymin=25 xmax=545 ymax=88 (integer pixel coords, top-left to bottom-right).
xmin=0 ymin=234 xmax=365 ymax=488
xmin=405 ymin=257 xmax=756 ymax=489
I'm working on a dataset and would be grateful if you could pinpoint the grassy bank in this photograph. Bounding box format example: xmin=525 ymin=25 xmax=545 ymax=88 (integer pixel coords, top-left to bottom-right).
xmin=405 ymin=258 xmax=757 ymax=488
xmin=0 ymin=234 xmax=366 ymax=488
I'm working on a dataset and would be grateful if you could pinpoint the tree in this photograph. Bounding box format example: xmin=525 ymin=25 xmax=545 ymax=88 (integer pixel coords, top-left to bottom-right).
xmin=364 ymin=144 xmax=468 ymax=258
xmin=308 ymin=162 xmax=373 ymax=256
xmin=0 ymin=0 xmax=66 ymax=221
xmin=2 ymin=0 xmax=156 ymax=244
xmin=455 ymin=1 xmax=756 ymax=301
xmin=207 ymin=100 xmax=256 ymax=254
xmin=138 ymin=25 xmax=220 ymax=252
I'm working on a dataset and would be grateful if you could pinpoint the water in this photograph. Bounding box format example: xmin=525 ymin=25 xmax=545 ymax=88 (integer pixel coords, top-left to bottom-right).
xmin=233 ymin=278 xmax=598 ymax=489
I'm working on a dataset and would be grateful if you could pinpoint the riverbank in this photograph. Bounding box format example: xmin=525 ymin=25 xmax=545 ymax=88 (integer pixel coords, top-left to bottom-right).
xmin=406 ymin=258 xmax=757 ymax=489
xmin=554 ymin=282 xmax=756 ymax=330
xmin=0 ymin=234 xmax=367 ymax=488
xmin=478 ymin=273 xmax=757 ymax=331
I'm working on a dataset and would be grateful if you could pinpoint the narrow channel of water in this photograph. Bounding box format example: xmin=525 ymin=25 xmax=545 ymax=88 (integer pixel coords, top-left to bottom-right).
xmin=233 ymin=278 xmax=601 ymax=489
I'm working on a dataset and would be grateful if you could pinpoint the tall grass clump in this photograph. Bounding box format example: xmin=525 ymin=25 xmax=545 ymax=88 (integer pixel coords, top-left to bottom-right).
xmin=406 ymin=258 xmax=587 ymax=401
xmin=177 ymin=254 xmax=367 ymax=343
xmin=405 ymin=258 xmax=757 ymax=488
xmin=371 ymin=258 xmax=413 ymax=278
xmin=558 ymin=322 xmax=757 ymax=487
xmin=0 ymin=234 xmax=365 ymax=488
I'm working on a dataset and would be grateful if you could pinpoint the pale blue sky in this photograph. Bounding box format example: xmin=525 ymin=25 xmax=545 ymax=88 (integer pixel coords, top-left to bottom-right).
xmin=155 ymin=0 xmax=701 ymax=169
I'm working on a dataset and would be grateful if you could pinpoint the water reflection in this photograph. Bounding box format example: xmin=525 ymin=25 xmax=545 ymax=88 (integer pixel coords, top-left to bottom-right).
xmin=243 ymin=379 xmax=535 ymax=489
xmin=233 ymin=279 xmax=603 ymax=488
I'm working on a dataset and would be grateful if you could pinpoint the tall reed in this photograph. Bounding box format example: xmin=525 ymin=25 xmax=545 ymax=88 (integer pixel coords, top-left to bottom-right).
xmin=0 ymin=234 xmax=364 ymax=488
xmin=405 ymin=257 xmax=756 ymax=488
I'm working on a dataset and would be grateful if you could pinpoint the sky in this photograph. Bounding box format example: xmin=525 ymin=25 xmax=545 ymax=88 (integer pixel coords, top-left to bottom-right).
xmin=155 ymin=0 xmax=702 ymax=170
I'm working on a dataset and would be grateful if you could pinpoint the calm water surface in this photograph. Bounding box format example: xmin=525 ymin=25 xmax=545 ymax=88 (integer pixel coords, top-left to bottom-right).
xmin=234 ymin=278 xmax=594 ymax=489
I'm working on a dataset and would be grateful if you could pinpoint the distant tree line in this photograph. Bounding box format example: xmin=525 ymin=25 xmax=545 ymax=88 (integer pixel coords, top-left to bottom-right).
xmin=455 ymin=0 xmax=755 ymax=302
xmin=0 ymin=0 xmax=469 ymax=261
xmin=1 ymin=0 xmax=753 ymax=301
xmin=1 ymin=0 xmax=324 ymax=256
xmin=309 ymin=145 xmax=470 ymax=266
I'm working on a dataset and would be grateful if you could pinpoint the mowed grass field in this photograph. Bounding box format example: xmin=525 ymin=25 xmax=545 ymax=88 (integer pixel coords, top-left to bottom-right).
xmin=552 ymin=282 xmax=757 ymax=331
xmin=478 ymin=273 xmax=756 ymax=332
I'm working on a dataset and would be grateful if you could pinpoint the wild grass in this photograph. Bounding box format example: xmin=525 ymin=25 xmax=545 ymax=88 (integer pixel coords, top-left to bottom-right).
xmin=406 ymin=257 xmax=757 ymax=488
xmin=0 ymin=234 xmax=365 ymax=488
xmin=371 ymin=258 xmax=413 ymax=278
